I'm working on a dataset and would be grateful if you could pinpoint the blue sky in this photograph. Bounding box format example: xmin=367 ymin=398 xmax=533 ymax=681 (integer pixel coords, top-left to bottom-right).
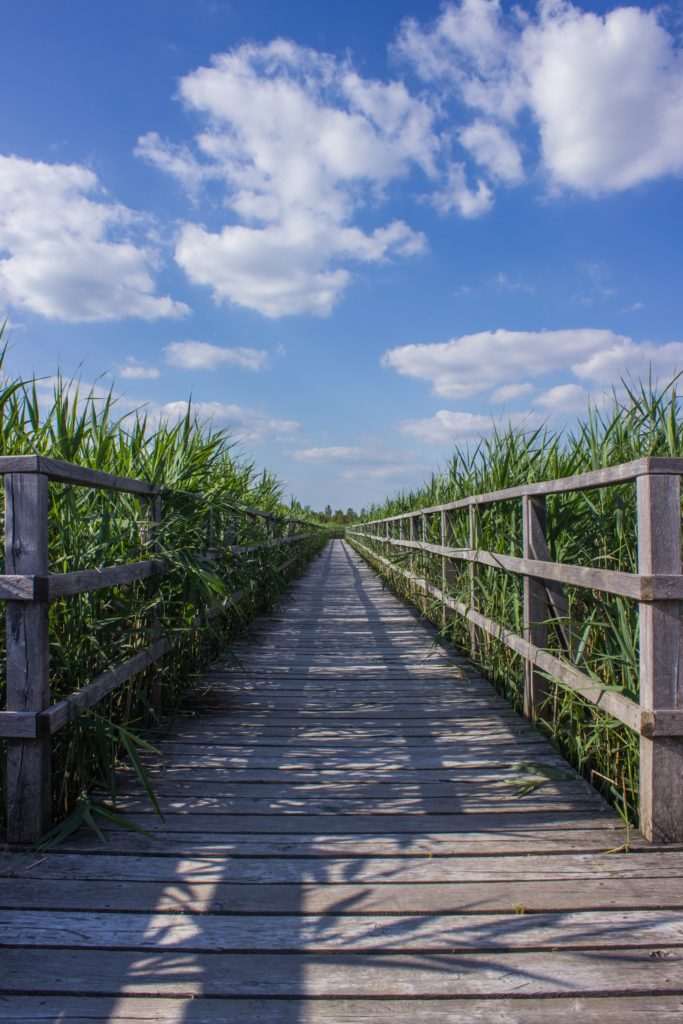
xmin=3 ymin=0 xmax=682 ymax=509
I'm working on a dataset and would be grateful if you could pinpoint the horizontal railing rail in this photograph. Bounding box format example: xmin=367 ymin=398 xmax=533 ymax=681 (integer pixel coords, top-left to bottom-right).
xmin=0 ymin=455 xmax=327 ymax=842
xmin=348 ymin=455 xmax=683 ymax=843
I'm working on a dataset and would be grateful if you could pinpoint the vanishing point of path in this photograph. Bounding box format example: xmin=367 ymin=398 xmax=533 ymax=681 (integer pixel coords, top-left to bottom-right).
xmin=2 ymin=539 xmax=683 ymax=1022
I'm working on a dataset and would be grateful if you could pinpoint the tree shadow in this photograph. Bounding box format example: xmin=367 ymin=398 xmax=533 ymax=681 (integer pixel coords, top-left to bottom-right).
xmin=0 ymin=539 xmax=633 ymax=1022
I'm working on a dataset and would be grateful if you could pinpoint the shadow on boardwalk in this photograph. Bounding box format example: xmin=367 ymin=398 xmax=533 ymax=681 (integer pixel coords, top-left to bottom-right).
xmin=2 ymin=541 xmax=682 ymax=1023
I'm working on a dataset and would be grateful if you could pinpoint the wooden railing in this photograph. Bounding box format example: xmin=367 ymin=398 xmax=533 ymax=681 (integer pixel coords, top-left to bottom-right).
xmin=0 ymin=455 xmax=325 ymax=843
xmin=348 ymin=456 xmax=683 ymax=843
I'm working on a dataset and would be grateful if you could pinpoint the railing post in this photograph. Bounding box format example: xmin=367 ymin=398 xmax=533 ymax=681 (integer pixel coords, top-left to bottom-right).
xmin=637 ymin=473 xmax=683 ymax=843
xmin=409 ymin=516 xmax=419 ymax=602
xmin=523 ymin=495 xmax=550 ymax=721
xmin=409 ymin=515 xmax=419 ymax=586
xmin=468 ymin=504 xmax=482 ymax=660
xmin=141 ymin=492 xmax=163 ymax=718
xmin=441 ymin=510 xmax=456 ymax=631
xmin=5 ymin=472 xmax=51 ymax=843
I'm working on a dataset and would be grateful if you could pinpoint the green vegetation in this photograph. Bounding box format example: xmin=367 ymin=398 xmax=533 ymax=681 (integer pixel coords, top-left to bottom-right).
xmin=310 ymin=506 xmax=361 ymax=525
xmin=0 ymin=339 xmax=327 ymax=834
xmin=349 ymin=377 xmax=682 ymax=826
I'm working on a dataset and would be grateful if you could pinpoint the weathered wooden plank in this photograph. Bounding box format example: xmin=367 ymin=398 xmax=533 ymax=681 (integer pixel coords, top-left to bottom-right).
xmin=42 ymin=637 xmax=172 ymax=734
xmin=352 ymin=456 xmax=683 ymax=520
xmin=50 ymin=826 xmax=636 ymax=857
xmin=2 ymin=995 xmax=681 ymax=1024
xmin=85 ymin=810 xmax=616 ymax=835
xmin=5 ymin=537 xmax=678 ymax=1024
xmin=137 ymin=754 xmax=573 ymax=774
xmin=353 ymin=540 xmax=643 ymax=731
xmin=377 ymin=537 xmax=683 ymax=601
xmin=0 ymin=574 xmax=43 ymax=600
xmin=637 ymin=473 xmax=683 ymax=842
xmin=523 ymin=494 xmax=550 ymax=721
xmin=46 ymin=558 xmax=166 ymax=599
xmin=4 ymin=876 xmax=683 ymax=914
xmin=116 ymin=765 xmax=582 ymax=785
xmin=97 ymin=778 xmax=591 ymax=801
xmin=5 ymin=907 xmax=683 ymax=951
xmin=111 ymin=792 xmax=602 ymax=815
xmin=0 ymin=454 xmax=158 ymax=494
xmin=0 ymin=711 xmax=37 ymax=739
xmin=230 ymin=533 xmax=316 ymax=554
xmin=151 ymin=735 xmax=552 ymax=753
xmin=5 ymin=472 xmax=51 ymax=843
xmin=5 ymin=850 xmax=675 ymax=884
xmin=2 ymin=947 xmax=683 ymax=997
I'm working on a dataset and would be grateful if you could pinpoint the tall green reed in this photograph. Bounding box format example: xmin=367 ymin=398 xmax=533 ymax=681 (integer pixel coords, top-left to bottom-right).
xmin=0 ymin=339 xmax=326 ymax=834
xmin=351 ymin=377 xmax=682 ymax=825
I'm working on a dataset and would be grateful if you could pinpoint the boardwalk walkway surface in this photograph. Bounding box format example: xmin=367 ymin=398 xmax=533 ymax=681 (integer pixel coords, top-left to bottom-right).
xmin=2 ymin=539 xmax=683 ymax=1022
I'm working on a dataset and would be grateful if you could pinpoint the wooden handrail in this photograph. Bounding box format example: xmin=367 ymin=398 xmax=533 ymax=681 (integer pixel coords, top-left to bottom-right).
xmin=348 ymin=457 xmax=683 ymax=843
xmin=0 ymin=457 xmax=327 ymax=843
xmin=358 ymin=456 xmax=683 ymax=523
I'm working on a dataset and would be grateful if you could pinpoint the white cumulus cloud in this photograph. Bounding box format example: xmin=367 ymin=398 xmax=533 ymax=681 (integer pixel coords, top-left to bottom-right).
xmin=0 ymin=155 xmax=189 ymax=323
xmin=399 ymin=409 xmax=512 ymax=444
xmin=291 ymin=441 xmax=428 ymax=485
xmin=138 ymin=40 xmax=433 ymax=318
xmin=382 ymin=328 xmax=626 ymax=399
xmin=292 ymin=446 xmax=365 ymax=462
xmin=119 ymin=358 xmax=160 ymax=380
xmin=433 ymin=162 xmax=494 ymax=218
xmin=396 ymin=0 xmax=683 ymax=196
xmin=459 ymin=119 xmax=524 ymax=184
xmin=491 ymin=381 xmax=534 ymax=403
xmin=385 ymin=327 xmax=683 ymax=441
xmin=165 ymin=340 xmax=269 ymax=371
xmin=571 ymin=338 xmax=683 ymax=385
xmin=534 ymin=382 xmax=589 ymax=412
xmin=159 ymin=400 xmax=300 ymax=443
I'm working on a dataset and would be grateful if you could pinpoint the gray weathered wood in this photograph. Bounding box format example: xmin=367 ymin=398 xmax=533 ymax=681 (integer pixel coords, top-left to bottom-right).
xmin=637 ymin=473 xmax=683 ymax=842
xmin=0 ymin=711 xmax=38 ymax=738
xmin=5 ymin=907 xmax=683 ymax=951
xmin=3 ymin=538 xmax=681 ymax=1024
xmin=352 ymin=537 xmax=643 ymax=732
xmin=41 ymin=637 xmax=172 ymax=735
xmin=523 ymin=495 xmax=550 ymax=721
xmin=2 ymin=994 xmax=680 ymax=1024
xmin=47 ymin=559 xmax=166 ymax=598
xmin=468 ymin=504 xmax=481 ymax=659
xmin=2 ymin=946 xmax=682 ymax=998
xmin=0 ymin=454 xmax=158 ymax=495
xmin=5 ymin=473 xmax=51 ymax=843
xmin=5 ymin=849 xmax=679 ymax=884
xmin=0 ymin=575 xmax=43 ymax=600
xmin=351 ymin=456 xmax=683 ymax=521
xmin=373 ymin=536 xmax=683 ymax=600
xmin=230 ymin=533 xmax=315 ymax=554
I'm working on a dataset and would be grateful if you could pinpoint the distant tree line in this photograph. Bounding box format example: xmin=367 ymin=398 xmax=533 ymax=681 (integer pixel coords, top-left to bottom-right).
xmin=316 ymin=506 xmax=363 ymax=525
xmin=286 ymin=503 xmax=368 ymax=526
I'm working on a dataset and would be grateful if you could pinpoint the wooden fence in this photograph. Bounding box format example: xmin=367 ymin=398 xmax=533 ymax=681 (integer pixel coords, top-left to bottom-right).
xmin=348 ymin=456 xmax=683 ymax=843
xmin=0 ymin=455 xmax=324 ymax=843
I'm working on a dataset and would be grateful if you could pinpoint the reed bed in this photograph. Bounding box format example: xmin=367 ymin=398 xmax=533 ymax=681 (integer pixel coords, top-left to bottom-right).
xmin=0 ymin=342 xmax=327 ymax=836
xmin=349 ymin=378 xmax=682 ymax=826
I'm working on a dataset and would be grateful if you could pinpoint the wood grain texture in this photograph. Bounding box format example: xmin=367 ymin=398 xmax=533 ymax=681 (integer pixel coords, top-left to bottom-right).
xmin=371 ymin=536 xmax=683 ymax=600
xmin=523 ymin=495 xmax=550 ymax=721
xmin=2 ymin=539 xmax=681 ymax=1023
xmin=351 ymin=455 xmax=683 ymax=520
xmin=0 ymin=454 xmax=158 ymax=494
xmin=637 ymin=473 xmax=683 ymax=842
xmin=352 ymin=537 xmax=643 ymax=731
xmin=4 ymin=472 xmax=51 ymax=843
xmin=1 ymin=995 xmax=681 ymax=1024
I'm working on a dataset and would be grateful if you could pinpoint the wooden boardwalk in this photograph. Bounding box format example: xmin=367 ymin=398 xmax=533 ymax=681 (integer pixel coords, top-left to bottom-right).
xmin=2 ymin=538 xmax=683 ymax=1022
